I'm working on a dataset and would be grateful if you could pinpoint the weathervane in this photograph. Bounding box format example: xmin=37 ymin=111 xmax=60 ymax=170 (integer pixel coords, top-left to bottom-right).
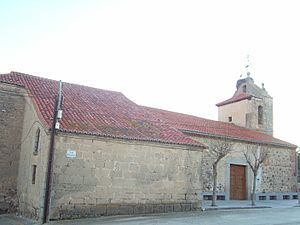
xmin=245 ymin=54 xmax=251 ymax=77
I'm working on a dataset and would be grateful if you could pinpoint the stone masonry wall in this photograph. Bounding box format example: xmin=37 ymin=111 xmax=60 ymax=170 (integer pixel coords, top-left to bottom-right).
xmin=194 ymin=137 xmax=252 ymax=197
xmin=189 ymin=135 xmax=297 ymax=198
xmin=261 ymin=147 xmax=297 ymax=192
xmin=50 ymin=134 xmax=203 ymax=219
xmin=17 ymin=95 xmax=50 ymax=220
xmin=0 ymin=83 xmax=25 ymax=213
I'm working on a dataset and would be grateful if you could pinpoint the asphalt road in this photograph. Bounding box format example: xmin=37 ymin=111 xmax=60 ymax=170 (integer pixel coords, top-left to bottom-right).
xmin=1 ymin=207 xmax=300 ymax=225
xmin=47 ymin=207 xmax=300 ymax=225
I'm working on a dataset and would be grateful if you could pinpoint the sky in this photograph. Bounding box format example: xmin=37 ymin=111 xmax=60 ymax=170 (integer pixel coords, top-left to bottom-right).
xmin=1 ymin=0 xmax=299 ymax=147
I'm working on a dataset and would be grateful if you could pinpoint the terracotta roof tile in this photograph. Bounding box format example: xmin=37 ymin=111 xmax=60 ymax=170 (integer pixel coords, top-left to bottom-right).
xmin=1 ymin=71 xmax=295 ymax=149
xmin=216 ymin=93 xmax=253 ymax=107
xmin=0 ymin=72 xmax=204 ymax=148
xmin=143 ymin=106 xmax=297 ymax=148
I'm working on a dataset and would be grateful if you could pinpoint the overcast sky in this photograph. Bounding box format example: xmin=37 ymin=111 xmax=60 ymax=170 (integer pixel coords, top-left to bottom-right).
xmin=1 ymin=0 xmax=299 ymax=147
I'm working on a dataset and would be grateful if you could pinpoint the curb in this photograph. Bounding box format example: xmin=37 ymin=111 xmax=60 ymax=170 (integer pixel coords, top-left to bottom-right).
xmin=201 ymin=206 xmax=272 ymax=211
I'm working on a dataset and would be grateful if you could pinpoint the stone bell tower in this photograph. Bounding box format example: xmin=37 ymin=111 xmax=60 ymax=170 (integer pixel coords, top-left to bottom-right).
xmin=216 ymin=62 xmax=273 ymax=136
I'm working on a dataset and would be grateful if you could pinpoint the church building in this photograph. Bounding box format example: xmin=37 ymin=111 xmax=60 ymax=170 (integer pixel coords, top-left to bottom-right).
xmin=0 ymin=71 xmax=297 ymax=221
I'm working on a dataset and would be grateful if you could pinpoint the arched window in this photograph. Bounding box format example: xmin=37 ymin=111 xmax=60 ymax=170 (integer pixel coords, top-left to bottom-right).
xmin=243 ymin=85 xmax=247 ymax=93
xmin=33 ymin=128 xmax=40 ymax=155
xmin=258 ymin=106 xmax=263 ymax=125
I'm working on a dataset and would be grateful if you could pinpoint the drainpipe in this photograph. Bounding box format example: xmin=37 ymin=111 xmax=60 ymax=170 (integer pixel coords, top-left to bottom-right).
xmin=43 ymin=81 xmax=62 ymax=223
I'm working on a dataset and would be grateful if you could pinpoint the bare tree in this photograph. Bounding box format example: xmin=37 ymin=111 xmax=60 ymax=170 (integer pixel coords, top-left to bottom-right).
xmin=243 ymin=145 xmax=268 ymax=206
xmin=208 ymin=140 xmax=233 ymax=206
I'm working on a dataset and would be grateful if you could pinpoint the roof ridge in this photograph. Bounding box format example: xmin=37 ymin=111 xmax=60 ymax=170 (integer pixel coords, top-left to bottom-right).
xmin=142 ymin=105 xmax=208 ymax=120
xmin=142 ymin=105 xmax=236 ymax=125
xmin=8 ymin=71 xmax=123 ymax=95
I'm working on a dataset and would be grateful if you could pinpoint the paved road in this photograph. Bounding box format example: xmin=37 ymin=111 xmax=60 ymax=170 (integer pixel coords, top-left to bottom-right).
xmin=48 ymin=207 xmax=300 ymax=225
xmin=1 ymin=206 xmax=300 ymax=225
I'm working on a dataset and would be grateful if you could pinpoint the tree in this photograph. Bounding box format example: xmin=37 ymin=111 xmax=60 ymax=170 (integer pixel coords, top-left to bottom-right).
xmin=243 ymin=145 xmax=268 ymax=206
xmin=208 ymin=140 xmax=233 ymax=206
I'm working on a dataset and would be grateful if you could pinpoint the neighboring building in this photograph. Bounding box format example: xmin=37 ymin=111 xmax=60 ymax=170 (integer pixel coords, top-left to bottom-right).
xmin=0 ymin=72 xmax=297 ymax=221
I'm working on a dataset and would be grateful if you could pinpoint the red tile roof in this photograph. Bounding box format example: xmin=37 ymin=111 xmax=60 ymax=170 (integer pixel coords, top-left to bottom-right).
xmin=143 ymin=107 xmax=297 ymax=148
xmin=216 ymin=93 xmax=253 ymax=107
xmin=0 ymin=72 xmax=204 ymax=148
xmin=1 ymin=72 xmax=296 ymax=149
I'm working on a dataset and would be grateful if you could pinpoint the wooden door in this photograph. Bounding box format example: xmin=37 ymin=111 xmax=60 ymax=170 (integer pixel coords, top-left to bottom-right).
xmin=230 ymin=164 xmax=247 ymax=200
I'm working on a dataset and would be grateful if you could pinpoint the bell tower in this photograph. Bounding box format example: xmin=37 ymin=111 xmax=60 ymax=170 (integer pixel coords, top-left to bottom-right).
xmin=216 ymin=58 xmax=273 ymax=136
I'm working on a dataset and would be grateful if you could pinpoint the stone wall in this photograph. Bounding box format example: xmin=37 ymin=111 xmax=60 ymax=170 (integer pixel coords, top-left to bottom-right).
xmin=50 ymin=134 xmax=203 ymax=219
xmin=261 ymin=147 xmax=297 ymax=192
xmin=197 ymin=138 xmax=252 ymax=198
xmin=189 ymin=135 xmax=297 ymax=199
xmin=0 ymin=83 xmax=25 ymax=213
xmin=16 ymin=95 xmax=50 ymax=220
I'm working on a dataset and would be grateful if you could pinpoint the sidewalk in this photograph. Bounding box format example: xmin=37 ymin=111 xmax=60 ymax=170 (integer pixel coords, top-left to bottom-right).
xmin=202 ymin=199 xmax=300 ymax=210
xmin=1 ymin=200 xmax=299 ymax=225
xmin=0 ymin=214 xmax=39 ymax=225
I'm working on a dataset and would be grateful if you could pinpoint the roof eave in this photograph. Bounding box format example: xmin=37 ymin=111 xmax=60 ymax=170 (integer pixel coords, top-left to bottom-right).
xmin=179 ymin=129 xmax=297 ymax=149
xmin=58 ymin=129 xmax=208 ymax=149
xmin=216 ymin=97 xmax=252 ymax=107
xmin=0 ymin=80 xmax=25 ymax=88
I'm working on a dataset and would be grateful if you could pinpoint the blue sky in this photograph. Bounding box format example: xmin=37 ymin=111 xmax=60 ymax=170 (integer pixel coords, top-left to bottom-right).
xmin=1 ymin=0 xmax=299 ymax=146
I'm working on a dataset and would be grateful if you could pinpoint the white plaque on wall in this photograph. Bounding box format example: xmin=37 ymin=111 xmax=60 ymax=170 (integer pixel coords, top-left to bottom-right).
xmin=66 ymin=149 xmax=76 ymax=158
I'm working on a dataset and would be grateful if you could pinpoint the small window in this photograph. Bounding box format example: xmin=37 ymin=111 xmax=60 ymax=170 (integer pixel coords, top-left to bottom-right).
xmin=203 ymin=195 xmax=212 ymax=200
xmin=217 ymin=195 xmax=225 ymax=200
xmin=258 ymin=106 xmax=263 ymax=125
xmin=259 ymin=196 xmax=266 ymax=200
xmin=33 ymin=128 xmax=41 ymax=155
xmin=243 ymin=85 xmax=247 ymax=93
xmin=228 ymin=116 xmax=232 ymax=122
xmin=293 ymin=195 xmax=298 ymax=200
xmin=32 ymin=165 xmax=37 ymax=184
xmin=283 ymin=195 xmax=290 ymax=200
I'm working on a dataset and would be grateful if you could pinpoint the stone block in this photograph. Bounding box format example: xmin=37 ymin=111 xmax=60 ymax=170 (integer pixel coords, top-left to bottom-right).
xmin=174 ymin=203 xmax=182 ymax=212
xmin=70 ymin=198 xmax=84 ymax=204
xmin=144 ymin=204 xmax=154 ymax=214
xmin=104 ymin=160 xmax=114 ymax=169
xmin=112 ymin=178 xmax=124 ymax=187
xmin=134 ymin=204 xmax=145 ymax=214
xmin=83 ymin=176 xmax=97 ymax=186
xmin=59 ymin=209 xmax=73 ymax=219
xmin=64 ymin=174 xmax=83 ymax=185
xmin=106 ymin=204 xmax=120 ymax=216
xmin=90 ymin=205 xmax=107 ymax=217
xmin=153 ymin=204 xmax=165 ymax=213
xmin=0 ymin=202 xmax=9 ymax=212
xmin=191 ymin=201 xmax=200 ymax=210
xmin=85 ymin=197 xmax=96 ymax=205
xmin=129 ymin=163 xmax=139 ymax=171
xmin=181 ymin=203 xmax=191 ymax=211
xmin=96 ymin=198 xmax=109 ymax=204
xmin=119 ymin=205 xmax=134 ymax=215
xmin=165 ymin=204 xmax=174 ymax=213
